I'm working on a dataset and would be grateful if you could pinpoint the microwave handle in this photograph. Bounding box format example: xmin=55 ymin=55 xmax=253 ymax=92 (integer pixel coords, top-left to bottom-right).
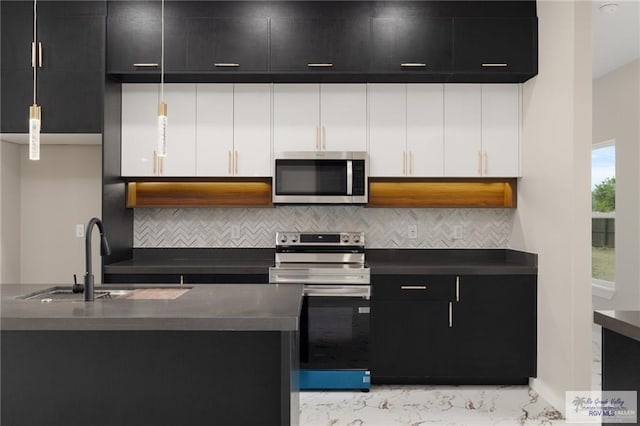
xmin=347 ymin=160 xmax=353 ymax=195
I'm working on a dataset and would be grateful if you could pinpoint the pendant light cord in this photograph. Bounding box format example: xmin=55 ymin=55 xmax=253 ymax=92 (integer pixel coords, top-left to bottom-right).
xmin=160 ymin=0 xmax=164 ymax=102
xmin=32 ymin=0 xmax=37 ymax=105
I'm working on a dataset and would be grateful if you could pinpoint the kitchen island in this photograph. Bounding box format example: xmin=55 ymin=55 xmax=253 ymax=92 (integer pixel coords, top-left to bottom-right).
xmin=1 ymin=283 xmax=302 ymax=426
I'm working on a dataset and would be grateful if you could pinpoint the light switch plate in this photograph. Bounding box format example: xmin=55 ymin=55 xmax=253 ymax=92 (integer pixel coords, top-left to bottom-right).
xmin=408 ymin=224 xmax=418 ymax=239
xmin=453 ymin=225 xmax=464 ymax=240
xmin=75 ymin=224 xmax=84 ymax=238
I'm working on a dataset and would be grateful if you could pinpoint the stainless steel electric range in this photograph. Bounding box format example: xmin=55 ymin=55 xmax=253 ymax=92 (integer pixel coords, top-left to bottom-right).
xmin=269 ymin=231 xmax=371 ymax=391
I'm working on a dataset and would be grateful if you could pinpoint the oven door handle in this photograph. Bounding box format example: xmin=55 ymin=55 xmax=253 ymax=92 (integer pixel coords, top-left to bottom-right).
xmin=303 ymin=285 xmax=371 ymax=299
xmin=346 ymin=160 xmax=353 ymax=196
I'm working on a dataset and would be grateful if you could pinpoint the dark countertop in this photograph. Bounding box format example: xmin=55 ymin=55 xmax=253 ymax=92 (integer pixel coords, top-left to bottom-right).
xmin=594 ymin=310 xmax=640 ymax=342
xmin=0 ymin=283 xmax=302 ymax=332
xmin=104 ymin=248 xmax=537 ymax=276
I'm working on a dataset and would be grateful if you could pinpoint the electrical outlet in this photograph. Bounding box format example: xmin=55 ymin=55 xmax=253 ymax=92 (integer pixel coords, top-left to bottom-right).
xmin=453 ymin=225 xmax=464 ymax=240
xmin=231 ymin=225 xmax=240 ymax=240
xmin=75 ymin=224 xmax=84 ymax=238
xmin=408 ymin=224 xmax=418 ymax=239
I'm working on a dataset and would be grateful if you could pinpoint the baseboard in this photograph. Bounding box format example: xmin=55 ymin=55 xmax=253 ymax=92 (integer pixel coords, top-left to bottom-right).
xmin=529 ymin=377 xmax=567 ymax=417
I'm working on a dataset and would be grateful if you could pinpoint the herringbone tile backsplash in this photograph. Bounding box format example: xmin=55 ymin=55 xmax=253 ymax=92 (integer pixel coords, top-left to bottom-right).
xmin=134 ymin=207 xmax=513 ymax=248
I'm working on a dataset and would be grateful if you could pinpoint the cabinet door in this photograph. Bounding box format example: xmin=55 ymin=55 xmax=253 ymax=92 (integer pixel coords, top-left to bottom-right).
xmin=196 ymin=84 xmax=234 ymax=176
xmin=234 ymin=84 xmax=272 ymax=177
xmin=453 ymin=18 xmax=537 ymax=75
xmin=481 ymin=84 xmax=520 ymax=177
xmin=319 ymin=84 xmax=367 ymax=151
xmin=121 ymin=84 xmax=159 ymax=176
xmin=372 ymin=17 xmax=452 ymax=74
xmin=453 ymin=275 xmax=537 ymax=379
xmin=371 ymin=300 xmax=454 ymax=381
xmin=270 ymin=18 xmax=369 ymax=72
xmin=107 ymin=1 xmax=185 ymax=74
xmin=273 ymin=84 xmax=320 ymax=152
xmin=406 ymin=84 xmax=444 ymax=177
xmin=443 ymin=84 xmax=481 ymax=177
xmin=161 ymin=84 xmax=196 ymax=176
xmin=368 ymin=84 xmax=406 ymax=177
xmin=186 ymin=18 xmax=268 ymax=72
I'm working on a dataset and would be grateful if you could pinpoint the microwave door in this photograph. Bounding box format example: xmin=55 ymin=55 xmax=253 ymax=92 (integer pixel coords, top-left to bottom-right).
xmin=346 ymin=160 xmax=353 ymax=196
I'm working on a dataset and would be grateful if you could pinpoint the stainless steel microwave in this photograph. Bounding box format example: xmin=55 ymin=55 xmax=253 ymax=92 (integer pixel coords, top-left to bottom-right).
xmin=273 ymin=151 xmax=368 ymax=204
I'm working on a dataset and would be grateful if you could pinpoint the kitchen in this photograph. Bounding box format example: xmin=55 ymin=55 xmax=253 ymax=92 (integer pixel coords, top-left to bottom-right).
xmin=1 ymin=1 xmax=639 ymax=425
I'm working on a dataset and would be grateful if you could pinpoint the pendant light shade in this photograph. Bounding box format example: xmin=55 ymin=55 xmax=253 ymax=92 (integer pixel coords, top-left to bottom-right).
xmin=29 ymin=104 xmax=41 ymax=161
xmin=157 ymin=101 xmax=167 ymax=157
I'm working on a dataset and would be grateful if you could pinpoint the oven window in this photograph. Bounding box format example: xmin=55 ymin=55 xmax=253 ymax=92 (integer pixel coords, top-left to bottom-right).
xmin=275 ymin=160 xmax=347 ymax=195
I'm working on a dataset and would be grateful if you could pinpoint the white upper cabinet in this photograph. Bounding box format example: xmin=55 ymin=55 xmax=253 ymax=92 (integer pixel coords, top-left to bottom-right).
xmin=233 ymin=84 xmax=272 ymax=176
xmin=122 ymin=83 xmax=158 ymax=176
xmin=444 ymin=84 xmax=520 ymax=177
xmin=407 ymin=84 xmax=444 ymax=177
xmin=368 ymin=84 xmax=445 ymax=177
xmin=481 ymin=84 xmax=520 ymax=177
xmin=121 ymin=83 xmax=196 ymax=176
xmin=368 ymin=84 xmax=406 ymax=177
xmin=444 ymin=84 xmax=482 ymax=177
xmin=196 ymin=84 xmax=234 ymax=176
xmin=273 ymin=83 xmax=366 ymax=153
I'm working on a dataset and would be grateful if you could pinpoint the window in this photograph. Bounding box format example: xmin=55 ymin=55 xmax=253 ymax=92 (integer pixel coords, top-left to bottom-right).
xmin=592 ymin=141 xmax=615 ymax=286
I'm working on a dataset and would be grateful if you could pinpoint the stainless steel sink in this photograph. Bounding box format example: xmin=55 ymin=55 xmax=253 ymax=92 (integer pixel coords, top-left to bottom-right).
xmin=19 ymin=287 xmax=134 ymax=302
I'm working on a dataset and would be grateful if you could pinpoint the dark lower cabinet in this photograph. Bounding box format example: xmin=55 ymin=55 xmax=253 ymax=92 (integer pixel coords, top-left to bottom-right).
xmin=0 ymin=1 xmax=105 ymax=133
xmin=371 ymin=274 xmax=536 ymax=384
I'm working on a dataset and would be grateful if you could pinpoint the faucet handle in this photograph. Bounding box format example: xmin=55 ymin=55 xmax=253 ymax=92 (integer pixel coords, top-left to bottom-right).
xmin=72 ymin=273 xmax=84 ymax=294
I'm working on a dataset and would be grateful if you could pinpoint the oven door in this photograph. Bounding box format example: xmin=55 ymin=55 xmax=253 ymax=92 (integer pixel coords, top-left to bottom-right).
xmin=300 ymin=285 xmax=370 ymax=370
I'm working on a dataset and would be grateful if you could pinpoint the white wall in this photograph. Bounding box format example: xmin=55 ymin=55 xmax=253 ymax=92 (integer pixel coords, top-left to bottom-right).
xmin=1 ymin=141 xmax=22 ymax=283
xmin=592 ymin=59 xmax=640 ymax=310
xmin=509 ymin=0 xmax=592 ymax=414
xmin=18 ymin=144 xmax=102 ymax=284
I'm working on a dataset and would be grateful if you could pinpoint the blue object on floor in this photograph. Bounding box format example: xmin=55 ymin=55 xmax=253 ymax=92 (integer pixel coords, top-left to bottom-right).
xmin=299 ymin=369 xmax=371 ymax=390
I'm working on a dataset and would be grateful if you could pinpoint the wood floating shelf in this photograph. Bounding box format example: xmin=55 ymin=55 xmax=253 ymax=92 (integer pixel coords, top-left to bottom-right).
xmin=126 ymin=180 xmax=273 ymax=208
xmin=368 ymin=179 xmax=517 ymax=208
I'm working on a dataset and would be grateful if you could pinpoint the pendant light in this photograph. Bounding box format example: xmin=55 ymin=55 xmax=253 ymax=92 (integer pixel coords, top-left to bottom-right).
xmin=29 ymin=0 xmax=41 ymax=161
xmin=156 ymin=0 xmax=167 ymax=158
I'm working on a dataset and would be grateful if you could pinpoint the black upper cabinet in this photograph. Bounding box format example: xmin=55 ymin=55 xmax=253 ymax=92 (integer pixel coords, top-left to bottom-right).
xmin=106 ymin=1 xmax=186 ymax=74
xmin=0 ymin=1 xmax=105 ymax=133
xmin=186 ymin=18 xmax=269 ymax=72
xmin=451 ymin=17 xmax=538 ymax=82
xmin=371 ymin=17 xmax=452 ymax=76
xmin=270 ymin=17 xmax=370 ymax=73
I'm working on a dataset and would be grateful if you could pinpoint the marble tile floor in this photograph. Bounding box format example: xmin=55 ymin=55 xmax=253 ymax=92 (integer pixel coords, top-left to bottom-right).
xmin=299 ymin=325 xmax=604 ymax=425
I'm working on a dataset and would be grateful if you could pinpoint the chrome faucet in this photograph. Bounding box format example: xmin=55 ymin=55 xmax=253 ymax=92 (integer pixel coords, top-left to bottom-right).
xmin=84 ymin=217 xmax=111 ymax=302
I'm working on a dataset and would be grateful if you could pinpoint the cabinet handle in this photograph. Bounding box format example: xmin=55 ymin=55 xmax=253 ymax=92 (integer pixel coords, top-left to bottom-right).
xmin=315 ymin=125 xmax=319 ymax=149
xmin=400 ymin=63 xmax=426 ymax=68
xmin=400 ymin=285 xmax=427 ymax=290
xmin=322 ymin=125 xmax=326 ymax=150
xmin=483 ymin=152 xmax=488 ymax=175
xmin=214 ymin=63 xmax=240 ymax=67
xmin=409 ymin=151 xmax=413 ymax=175
xmin=455 ymin=276 xmax=460 ymax=302
xmin=449 ymin=302 xmax=453 ymax=328
xmin=153 ymin=150 xmax=157 ymax=175
xmin=38 ymin=42 xmax=43 ymax=67
xmin=159 ymin=156 xmax=164 ymax=176
xmin=235 ymin=150 xmax=239 ymax=174
xmin=133 ymin=63 xmax=159 ymax=68
xmin=402 ymin=151 xmax=406 ymax=175
xmin=228 ymin=151 xmax=232 ymax=175
xmin=477 ymin=151 xmax=482 ymax=175
xmin=481 ymin=63 xmax=508 ymax=68
xmin=307 ymin=63 xmax=334 ymax=67
xmin=31 ymin=42 xmax=36 ymax=68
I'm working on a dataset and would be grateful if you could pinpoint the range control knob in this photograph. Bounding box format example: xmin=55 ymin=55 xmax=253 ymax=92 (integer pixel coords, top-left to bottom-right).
xmin=342 ymin=234 xmax=350 ymax=243
xmin=279 ymin=235 xmax=288 ymax=244
xmin=353 ymin=234 xmax=361 ymax=243
xmin=291 ymin=235 xmax=298 ymax=243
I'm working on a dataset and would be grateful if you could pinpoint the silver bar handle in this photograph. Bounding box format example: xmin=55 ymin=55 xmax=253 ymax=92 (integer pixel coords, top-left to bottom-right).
xmin=314 ymin=125 xmax=319 ymax=149
xmin=31 ymin=42 xmax=36 ymax=68
xmin=481 ymin=63 xmax=508 ymax=67
xmin=455 ymin=276 xmax=460 ymax=302
xmin=307 ymin=63 xmax=334 ymax=67
xmin=477 ymin=151 xmax=482 ymax=175
xmin=402 ymin=151 xmax=406 ymax=175
xmin=346 ymin=160 xmax=353 ymax=196
xmin=483 ymin=151 xmax=488 ymax=175
xmin=401 ymin=63 xmax=426 ymax=67
xmin=401 ymin=285 xmax=426 ymax=290
xmin=38 ymin=42 xmax=43 ymax=67
xmin=214 ymin=63 xmax=240 ymax=67
xmin=322 ymin=125 xmax=326 ymax=150
xmin=409 ymin=151 xmax=413 ymax=175
xmin=449 ymin=302 xmax=453 ymax=327
xmin=304 ymin=285 xmax=371 ymax=298
xmin=228 ymin=151 xmax=232 ymax=175
xmin=235 ymin=150 xmax=239 ymax=174
xmin=133 ymin=63 xmax=159 ymax=68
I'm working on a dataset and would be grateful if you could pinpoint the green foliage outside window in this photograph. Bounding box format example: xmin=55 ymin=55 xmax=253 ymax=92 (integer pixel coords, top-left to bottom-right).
xmin=592 ymin=177 xmax=615 ymax=212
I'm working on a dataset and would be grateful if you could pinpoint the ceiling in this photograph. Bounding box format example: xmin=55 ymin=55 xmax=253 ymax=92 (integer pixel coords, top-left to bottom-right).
xmin=592 ymin=0 xmax=640 ymax=79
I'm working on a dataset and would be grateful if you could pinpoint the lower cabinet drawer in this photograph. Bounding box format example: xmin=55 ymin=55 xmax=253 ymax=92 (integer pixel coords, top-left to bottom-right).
xmin=372 ymin=275 xmax=456 ymax=301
